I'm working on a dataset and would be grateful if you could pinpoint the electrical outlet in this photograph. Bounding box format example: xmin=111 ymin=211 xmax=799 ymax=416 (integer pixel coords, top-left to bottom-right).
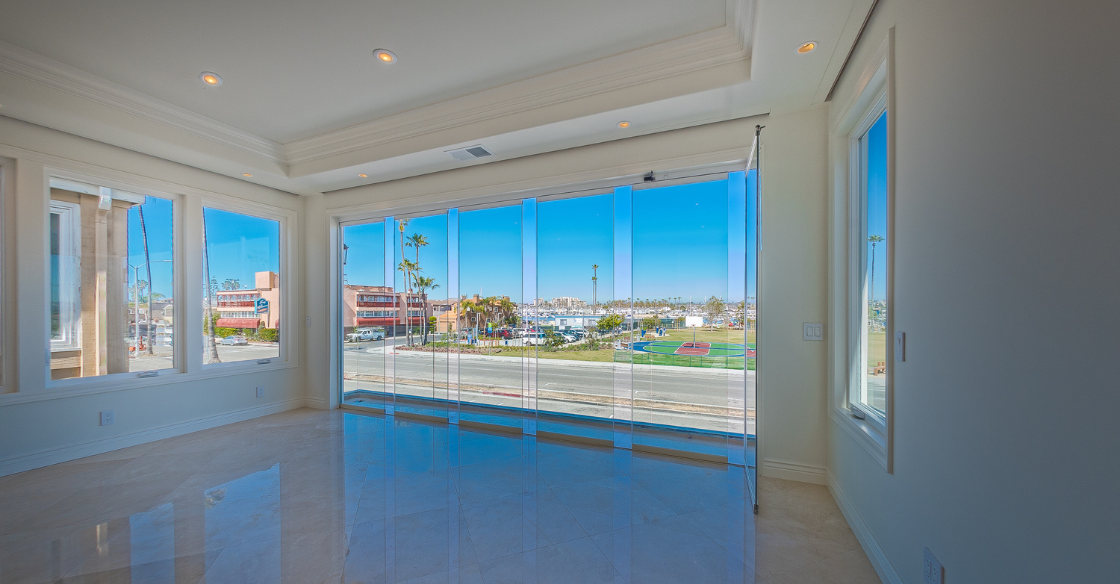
xmin=100 ymin=411 xmax=115 ymax=426
xmin=923 ymin=547 xmax=943 ymax=584
xmin=255 ymin=386 xmax=265 ymax=398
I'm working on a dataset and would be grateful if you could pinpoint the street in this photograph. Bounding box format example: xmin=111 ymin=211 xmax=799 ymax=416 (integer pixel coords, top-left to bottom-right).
xmin=343 ymin=339 xmax=755 ymax=434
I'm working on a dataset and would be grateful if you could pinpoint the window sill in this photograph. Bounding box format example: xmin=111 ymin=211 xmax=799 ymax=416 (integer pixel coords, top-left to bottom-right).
xmin=0 ymin=360 xmax=296 ymax=406
xmin=829 ymin=405 xmax=888 ymax=470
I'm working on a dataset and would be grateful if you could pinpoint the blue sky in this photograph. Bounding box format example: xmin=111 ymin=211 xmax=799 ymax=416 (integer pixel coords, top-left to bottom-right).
xmin=126 ymin=196 xmax=174 ymax=299
xmin=338 ymin=172 xmax=756 ymax=306
xmin=866 ymin=112 xmax=888 ymax=301
xmin=203 ymin=207 xmax=280 ymax=290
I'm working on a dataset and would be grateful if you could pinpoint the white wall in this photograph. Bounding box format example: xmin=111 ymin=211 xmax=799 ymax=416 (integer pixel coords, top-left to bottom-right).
xmin=305 ymin=109 xmax=833 ymax=483
xmin=827 ymin=1 xmax=1120 ymax=582
xmin=0 ymin=116 xmax=308 ymax=476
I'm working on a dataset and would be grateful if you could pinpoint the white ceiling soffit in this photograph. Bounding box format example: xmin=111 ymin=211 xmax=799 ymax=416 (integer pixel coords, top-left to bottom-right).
xmin=0 ymin=0 xmax=875 ymax=195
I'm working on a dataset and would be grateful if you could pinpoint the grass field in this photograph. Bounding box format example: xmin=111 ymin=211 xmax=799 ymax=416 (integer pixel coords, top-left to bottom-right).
xmin=413 ymin=328 xmax=759 ymax=369
xmin=867 ymin=331 xmax=886 ymax=367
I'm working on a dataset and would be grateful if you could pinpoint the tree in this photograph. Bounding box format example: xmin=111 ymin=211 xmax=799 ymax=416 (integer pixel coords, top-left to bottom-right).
xmin=138 ymin=206 xmax=156 ymax=355
xmin=639 ymin=316 xmax=659 ymax=335
xmin=597 ymin=314 xmax=623 ymax=334
xmin=732 ymin=301 xmax=745 ymax=328
xmin=591 ymin=264 xmax=599 ymax=309
xmin=202 ymin=215 xmax=220 ymax=363
xmin=222 ymin=278 xmax=241 ymax=291
xmin=413 ymin=275 xmax=439 ymax=343
xmin=397 ymin=220 xmax=412 ymax=345
xmin=704 ymin=296 xmax=726 ymax=330
xmin=868 ymin=234 xmax=885 ymax=303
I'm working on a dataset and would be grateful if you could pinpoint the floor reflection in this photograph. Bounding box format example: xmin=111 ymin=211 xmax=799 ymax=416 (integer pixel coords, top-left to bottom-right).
xmin=0 ymin=409 xmax=875 ymax=584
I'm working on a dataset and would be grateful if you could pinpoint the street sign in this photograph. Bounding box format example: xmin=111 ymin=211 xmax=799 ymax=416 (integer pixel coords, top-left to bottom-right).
xmin=255 ymin=297 xmax=269 ymax=314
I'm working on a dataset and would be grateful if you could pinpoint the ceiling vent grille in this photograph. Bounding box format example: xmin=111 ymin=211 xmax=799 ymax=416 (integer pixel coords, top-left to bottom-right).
xmin=447 ymin=145 xmax=492 ymax=161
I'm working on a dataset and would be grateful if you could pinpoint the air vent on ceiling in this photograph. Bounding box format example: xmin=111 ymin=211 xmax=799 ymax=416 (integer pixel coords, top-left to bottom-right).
xmin=447 ymin=145 xmax=492 ymax=161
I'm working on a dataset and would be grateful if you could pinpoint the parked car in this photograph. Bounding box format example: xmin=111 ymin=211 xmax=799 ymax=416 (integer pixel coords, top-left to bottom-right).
xmin=559 ymin=332 xmax=577 ymax=343
xmin=346 ymin=328 xmax=385 ymax=342
xmin=522 ymin=332 xmax=548 ymax=346
xmin=220 ymin=335 xmax=248 ymax=346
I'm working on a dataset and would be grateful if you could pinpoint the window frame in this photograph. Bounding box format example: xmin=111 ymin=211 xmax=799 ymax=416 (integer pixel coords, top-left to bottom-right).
xmin=49 ymin=200 xmax=81 ymax=351
xmin=848 ymin=95 xmax=888 ymax=429
xmin=43 ymin=171 xmax=185 ymax=388
xmin=829 ymin=30 xmax=894 ymax=472
xmin=200 ymin=199 xmax=293 ymax=370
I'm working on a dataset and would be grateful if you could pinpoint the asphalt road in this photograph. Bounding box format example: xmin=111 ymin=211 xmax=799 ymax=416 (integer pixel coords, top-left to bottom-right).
xmin=343 ymin=339 xmax=755 ymax=433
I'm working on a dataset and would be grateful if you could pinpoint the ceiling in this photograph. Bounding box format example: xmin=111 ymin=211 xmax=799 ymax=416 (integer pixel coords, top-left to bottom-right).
xmin=0 ymin=0 xmax=874 ymax=195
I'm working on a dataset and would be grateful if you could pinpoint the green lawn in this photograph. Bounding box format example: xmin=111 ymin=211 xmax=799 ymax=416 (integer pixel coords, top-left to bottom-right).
xmin=867 ymin=331 xmax=886 ymax=368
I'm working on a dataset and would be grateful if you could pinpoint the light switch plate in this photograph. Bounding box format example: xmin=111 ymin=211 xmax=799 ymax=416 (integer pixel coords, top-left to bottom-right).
xmin=100 ymin=410 xmax=115 ymax=426
xmin=803 ymin=322 xmax=824 ymax=341
xmin=923 ymin=547 xmax=943 ymax=584
xmin=255 ymin=386 xmax=265 ymax=398
xmin=895 ymin=331 xmax=906 ymax=362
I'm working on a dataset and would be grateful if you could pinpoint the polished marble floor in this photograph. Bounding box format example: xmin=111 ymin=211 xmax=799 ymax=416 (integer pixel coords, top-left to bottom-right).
xmin=0 ymin=409 xmax=879 ymax=584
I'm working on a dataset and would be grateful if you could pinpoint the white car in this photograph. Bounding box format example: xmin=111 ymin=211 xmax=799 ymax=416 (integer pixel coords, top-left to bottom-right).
xmin=346 ymin=328 xmax=385 ymax=342
xmin=522 ymin=332 xmax=548 ymax=346
xmin=220 ymin=335 xmax=248 ymax=346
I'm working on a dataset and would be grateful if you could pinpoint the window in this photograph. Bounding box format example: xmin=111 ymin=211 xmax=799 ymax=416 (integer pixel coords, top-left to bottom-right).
xmin=48 ymin=181 xmax=176 ymax=380
xmin=850 ymin=100 xmax=889 ymax=424
xmin=203 ymin=207 xmax=281 ymax=365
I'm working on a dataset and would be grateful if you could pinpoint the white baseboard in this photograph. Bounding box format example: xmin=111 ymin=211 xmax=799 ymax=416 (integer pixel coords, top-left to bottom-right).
xmin=303 ymin=396 xmax=329 ymax=409
xmin=827 ymin=472 xmax=903 ymax=584
xmin=0 ymin=398 xmax=306 ymax=477
xmin=760 ymin=458 xmax=828 ymax=485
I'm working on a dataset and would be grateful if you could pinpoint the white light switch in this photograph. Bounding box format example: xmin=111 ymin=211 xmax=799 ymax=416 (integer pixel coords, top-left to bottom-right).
xmin=100 ymin=410 xmax=115 ymax=426
xmin=803 ymin=323 xmax=824 ymax=341
xmin=923 ymin=547 xmax=943 ymax=584
xmin=895 ymin=331 xmax=906 ymax=362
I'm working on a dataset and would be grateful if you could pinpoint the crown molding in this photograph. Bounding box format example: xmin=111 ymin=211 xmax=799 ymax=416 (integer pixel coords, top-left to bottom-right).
xmin=0 ymin=0 xmax=756 ymax=183
xmin=0 ymin=40 xmax=285 ymax=165
xmin=283 ymin=23 xmax=753 ymax=170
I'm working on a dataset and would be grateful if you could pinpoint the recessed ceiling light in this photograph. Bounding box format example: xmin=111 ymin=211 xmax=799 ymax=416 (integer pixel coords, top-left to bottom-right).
xmin=618 ymin=121 xmax=631 ymax=128
xmin=242 ymin=173 xmax=253 ymax=177
xmin=373 ymin=49 xmax=397 ymax=63
xmin=796 ymin=42 xmax=817 ymax=54
xmin=358 ymin=174 xmax=368 ymax=178
xmin=199 ymin=71 xmax=223 ymax=86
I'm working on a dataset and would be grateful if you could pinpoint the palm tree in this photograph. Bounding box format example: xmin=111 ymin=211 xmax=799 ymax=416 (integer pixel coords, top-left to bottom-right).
xmin=202 ymin=213 xmax=220 ymax=363
xmin=591 ymin=264 xmax=599 ymax=309
xmin=413 ymin=276 xmax=439 ymax=344
xmin=222 ymin=278 xmax=241 ymax=291
xmin=868 ymin=235 xmax=885 ymax=303
xmin=397 ymin=220 xmax=411 ymax=344
xmin=398 ymin=258 xmax=418 ymax=345
xmin=138 ymin=206 xmax=156 ymax=355
xmin=406 ymin=233 xmax=429 ymax=273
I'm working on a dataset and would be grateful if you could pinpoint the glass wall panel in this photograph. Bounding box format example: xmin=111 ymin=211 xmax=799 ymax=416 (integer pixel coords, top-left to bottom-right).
xmin=535 ymin=193 xmax=617 ymax=440
xmin=392 ymin=213 xmax=450 ymax=418
xmin=202 ymin=208 xmax=281 ymax=365
xmin=745 ymin=167 xmax=759 ymax=494
xmin=49 ymin=184 xmax=175 ymax=379
xmin=631 ymin=178 xmax=733 ymax=457
xmin=341 ymin=220 xmax=388 ymax=409
xmin=456 ymin=205 xmax=524 ymax=428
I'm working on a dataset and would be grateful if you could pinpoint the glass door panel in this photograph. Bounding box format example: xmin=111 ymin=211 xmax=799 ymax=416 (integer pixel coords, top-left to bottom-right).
xmin=456 ymin=204 xmax=523 ymax=429
xmin=341 ymin=220 xmax=389 ymax=410
xmin=535 ymin=193 xmax=617 ymax=441
xmin=631 ymin=177 xmax=734 ymax=459
xmin=392 ymin=213 xmax=449 ymax=419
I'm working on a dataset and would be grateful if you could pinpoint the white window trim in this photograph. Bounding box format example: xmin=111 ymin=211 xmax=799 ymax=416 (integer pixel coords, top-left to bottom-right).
xmin=829 ymin=29 xmax=895 ymax=472
xmin=49 ymin=200 xmax=81 ymax=351
xmin=848 ymin=94 xmax=888 ymax=430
